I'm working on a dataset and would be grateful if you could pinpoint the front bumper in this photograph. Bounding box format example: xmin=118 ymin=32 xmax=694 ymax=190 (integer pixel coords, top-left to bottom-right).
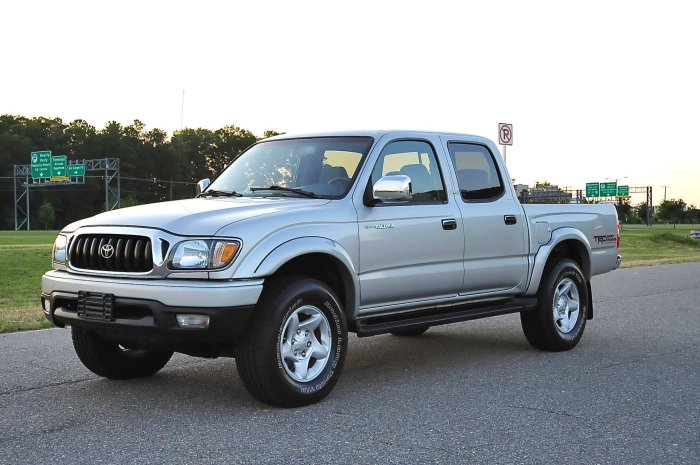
xmin=41 ymin=270 xmax=264 ymax=351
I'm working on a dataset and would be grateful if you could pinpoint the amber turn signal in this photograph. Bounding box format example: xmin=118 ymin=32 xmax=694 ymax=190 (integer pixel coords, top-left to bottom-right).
xmin=212 ymin=241 xmax=240 ymax=268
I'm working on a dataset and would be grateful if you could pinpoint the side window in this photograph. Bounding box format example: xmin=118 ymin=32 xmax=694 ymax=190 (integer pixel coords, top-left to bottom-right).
xmin=371 ymin=140 xmax=446 ymax=203
xmin=447 ymin=142 xmax=504 ymax=201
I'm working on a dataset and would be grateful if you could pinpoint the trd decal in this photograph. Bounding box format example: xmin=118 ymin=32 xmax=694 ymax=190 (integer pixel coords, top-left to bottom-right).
xmin=593 ymin=234 xmax=616 ymax=244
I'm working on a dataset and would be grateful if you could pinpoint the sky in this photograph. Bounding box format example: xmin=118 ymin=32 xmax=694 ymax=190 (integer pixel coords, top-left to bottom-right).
xmin=2 ymin=0 xmax=699 ymax=206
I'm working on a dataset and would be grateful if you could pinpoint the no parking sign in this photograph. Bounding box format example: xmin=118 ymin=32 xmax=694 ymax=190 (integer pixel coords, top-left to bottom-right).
xmin=498 ymin=123 xmax=513 ymax=146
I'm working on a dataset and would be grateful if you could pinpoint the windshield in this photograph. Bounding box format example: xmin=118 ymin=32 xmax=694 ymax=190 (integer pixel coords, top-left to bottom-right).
xmin=206 ymin=136 xmax=374 ymax=198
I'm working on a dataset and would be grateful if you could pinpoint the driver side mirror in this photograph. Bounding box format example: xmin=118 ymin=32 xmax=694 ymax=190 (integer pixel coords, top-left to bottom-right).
xmin=372 ymin=175 xmax=412 ymax=203
xmin=196 ymin=178 xmax=211 ymax=195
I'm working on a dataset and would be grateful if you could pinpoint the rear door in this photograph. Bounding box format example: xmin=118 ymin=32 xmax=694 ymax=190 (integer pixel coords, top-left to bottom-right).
xmin=444 ymin=140 xmax=528 ymax=294
xmin=356 ymin=137 xmax=464 ymax=307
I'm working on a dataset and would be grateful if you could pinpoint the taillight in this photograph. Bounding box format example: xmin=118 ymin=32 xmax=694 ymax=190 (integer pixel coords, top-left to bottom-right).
xmin=616 ymin=223 xmax=621 ymax=248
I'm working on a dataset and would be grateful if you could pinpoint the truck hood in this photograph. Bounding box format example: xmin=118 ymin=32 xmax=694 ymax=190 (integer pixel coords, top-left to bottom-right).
xmin=63 ymin=197 xmax=331 ymax=236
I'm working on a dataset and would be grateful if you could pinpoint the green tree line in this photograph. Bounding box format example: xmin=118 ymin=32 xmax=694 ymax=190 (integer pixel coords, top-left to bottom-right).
xmin=614 ymin=198 xmax=700 ymax=224
xmin=0 ymin=115 xmax=279 ymax=230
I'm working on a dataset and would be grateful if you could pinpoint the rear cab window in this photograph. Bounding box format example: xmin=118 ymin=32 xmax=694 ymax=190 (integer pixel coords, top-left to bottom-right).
xmin=447 ymin=142 xmax=504 ymax=202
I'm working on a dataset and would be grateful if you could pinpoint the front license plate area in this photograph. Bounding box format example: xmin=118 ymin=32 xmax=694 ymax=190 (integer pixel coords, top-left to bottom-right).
xmin=77 ymin=292 xmax=115 ymax=321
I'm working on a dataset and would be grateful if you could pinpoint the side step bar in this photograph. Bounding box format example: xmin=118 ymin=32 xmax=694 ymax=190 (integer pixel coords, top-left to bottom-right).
xmin=355 ymin=297 xmax=538 ymax=337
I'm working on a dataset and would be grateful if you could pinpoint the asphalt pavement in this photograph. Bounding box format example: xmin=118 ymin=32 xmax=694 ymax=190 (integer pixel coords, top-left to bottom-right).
xmin=1 ymin=262 xmax=699 ymax=464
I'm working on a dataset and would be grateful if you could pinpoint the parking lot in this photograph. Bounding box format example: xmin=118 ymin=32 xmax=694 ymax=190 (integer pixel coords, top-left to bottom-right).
xmin=1 ymin=262 xmax=698 ymax=464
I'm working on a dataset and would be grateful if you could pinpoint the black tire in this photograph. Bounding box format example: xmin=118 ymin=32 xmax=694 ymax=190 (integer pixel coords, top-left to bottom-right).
xmin=236 ymin=277 xmax=347 ymax=407
xmin=521 ymin=259 xmax=589 ymax=351
xmin=71 ymin=327 xmax=172 ymax=379
xmin=390 ymin=327 xmax=429 ymax=337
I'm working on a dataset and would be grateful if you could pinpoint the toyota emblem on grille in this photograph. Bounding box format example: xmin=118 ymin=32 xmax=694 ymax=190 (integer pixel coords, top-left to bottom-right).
xmin=100 ymin=244 xmax=115 ymax=259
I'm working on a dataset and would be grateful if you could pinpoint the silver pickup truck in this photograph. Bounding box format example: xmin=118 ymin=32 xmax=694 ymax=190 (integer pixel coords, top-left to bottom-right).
xmin=42 ymin=130 xmax=621 ymax=407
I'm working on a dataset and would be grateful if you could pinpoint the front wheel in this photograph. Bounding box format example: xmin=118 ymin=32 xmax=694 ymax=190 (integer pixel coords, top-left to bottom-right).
xmin=236 ymin=278 xmax=347 ymax=407
xmin=71 ymin=327 xmax=172 ymax=379
xmin=521 ymin=259 xmax=589 ymax=351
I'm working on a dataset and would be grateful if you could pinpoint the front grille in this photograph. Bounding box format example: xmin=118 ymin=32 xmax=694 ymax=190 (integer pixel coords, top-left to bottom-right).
xmin=69 ymin=234 xmax=153 ymax=272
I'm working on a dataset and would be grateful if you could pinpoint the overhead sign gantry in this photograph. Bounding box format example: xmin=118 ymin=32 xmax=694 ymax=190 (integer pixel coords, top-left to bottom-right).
xmin=14 ymin=151 xmax=120 ymax=230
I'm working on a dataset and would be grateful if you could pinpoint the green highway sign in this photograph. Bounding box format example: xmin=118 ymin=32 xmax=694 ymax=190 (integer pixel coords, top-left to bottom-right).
xmin=586 ymin=182 xmax=600 ymax=197
xmin=31 ymin=150 xmax=52 ymax=179
xmin=600 ymin=181 xmax=618 ymax=197
xmin=51 ymin=155 xmax=68 ymax=179
xmin=68 ymin=163 xmax=86 ymax=177
xmin=30 ymin=151 xmax=86 ymax=182
xmin=617 ymin=185 xmax=629 ymax=196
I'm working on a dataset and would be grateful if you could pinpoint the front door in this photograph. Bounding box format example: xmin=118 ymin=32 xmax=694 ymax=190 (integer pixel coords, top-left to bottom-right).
xmin=357 ymin=139 xmax=464 ymax=308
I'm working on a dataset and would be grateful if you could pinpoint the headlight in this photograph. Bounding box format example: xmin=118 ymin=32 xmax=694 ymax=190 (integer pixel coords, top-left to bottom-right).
xmin=168 ymin=239 xmax=241 ymax=270
xmin=52 ymin=234 xmax=68 ymax=265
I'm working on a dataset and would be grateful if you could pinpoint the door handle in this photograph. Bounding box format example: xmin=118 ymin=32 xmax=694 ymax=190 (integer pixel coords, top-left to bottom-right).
xmin=504 ymin=215 xmax=517 ymax=225
xmin=442 ymin=219 xmax=457 ymax=230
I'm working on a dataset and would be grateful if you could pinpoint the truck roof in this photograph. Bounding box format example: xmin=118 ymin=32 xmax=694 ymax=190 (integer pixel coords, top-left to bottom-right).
xmin=265 ymin=129 xmax=494 ymax=144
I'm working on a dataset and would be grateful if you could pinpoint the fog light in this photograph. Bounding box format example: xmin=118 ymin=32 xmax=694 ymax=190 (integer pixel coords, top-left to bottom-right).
xmin=176 ymin=314 xmax=210 ymax=329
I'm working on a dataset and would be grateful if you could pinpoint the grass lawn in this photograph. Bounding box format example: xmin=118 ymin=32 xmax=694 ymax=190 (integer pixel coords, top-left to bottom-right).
xmin=619 ymin=224 xmax=700 ymax=267
xmin=0 ymin=231 xmax=57 ymax=332
xmin=0 ymin=225 xmax=699 ymax=333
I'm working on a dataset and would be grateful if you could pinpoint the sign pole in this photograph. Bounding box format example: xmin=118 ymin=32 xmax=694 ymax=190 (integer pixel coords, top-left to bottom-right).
xmin=13 ymin=166 xmax=17 ymax=230
xmin=498 ymin=123 xmax=513 ymax=165
xmin=26 ymin=172 xmax=30 ymax=231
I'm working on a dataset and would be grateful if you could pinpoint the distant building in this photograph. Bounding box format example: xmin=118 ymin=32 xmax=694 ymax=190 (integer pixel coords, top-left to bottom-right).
xmin=520 ymin=185 xmax=573 ymax=204
xmin=513 ymin=184 xmax=529 ymax=199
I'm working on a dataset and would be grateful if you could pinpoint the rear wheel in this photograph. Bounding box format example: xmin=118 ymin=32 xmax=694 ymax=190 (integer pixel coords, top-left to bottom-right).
xmin=236 ymin=277 xmax=347 ymax=407
xmin=71 ymin=327 xmax=172 ymax=379
xmin=521 ymin=259 xmax=588 ymax=351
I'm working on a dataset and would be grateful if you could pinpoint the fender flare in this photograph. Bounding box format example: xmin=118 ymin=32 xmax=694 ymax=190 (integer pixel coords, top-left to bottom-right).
xmin=248 ymin=237 xmax=360 ymax=315
xmin=525 ymin=227 xmax=592 ymax=295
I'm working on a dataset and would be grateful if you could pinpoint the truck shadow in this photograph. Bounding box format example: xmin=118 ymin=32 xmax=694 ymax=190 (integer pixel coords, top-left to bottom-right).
xmin=81 ymin=317 xmax=536 ymax=411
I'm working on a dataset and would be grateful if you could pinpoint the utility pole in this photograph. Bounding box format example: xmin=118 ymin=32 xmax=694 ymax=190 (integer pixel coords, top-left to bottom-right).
xmin=180 ymin=90 xmax=185 ymax=130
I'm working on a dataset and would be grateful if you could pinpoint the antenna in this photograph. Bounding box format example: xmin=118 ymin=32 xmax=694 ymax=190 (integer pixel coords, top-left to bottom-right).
xmin=180 ymin=89 xmax=185 ymax=130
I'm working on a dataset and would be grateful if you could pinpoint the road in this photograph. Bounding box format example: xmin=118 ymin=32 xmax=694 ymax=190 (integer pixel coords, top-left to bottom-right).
xmin=1 ymin=262 xmax=699 ymax=464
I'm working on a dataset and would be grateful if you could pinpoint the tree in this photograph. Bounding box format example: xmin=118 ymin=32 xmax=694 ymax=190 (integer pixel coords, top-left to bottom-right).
xmin=656 ymin=199 xmax=687 ymax=224
xmin=0 ymin=113 xmax=280 ymax=229
xmin=534 ymin=181 xmax=552 ymax=188
xmin=64 ymin=119 xmax=97 ymax=156
xmin=636 ymin=202 xmax=649 ymax=224
xmin=614 ymin=198 xmax=633 ymax=223
xmin=210 ymin=125 xmax=257 ymax=174
xmin=38 ymin=201 xmax=56 ymax=230
xmin=120 ymin=196 xmax=142 ymax=208
xmin=263 ymin=130 xmax=283 ymax=139
xmin=684 ymin=204 xmax=699 ymax=224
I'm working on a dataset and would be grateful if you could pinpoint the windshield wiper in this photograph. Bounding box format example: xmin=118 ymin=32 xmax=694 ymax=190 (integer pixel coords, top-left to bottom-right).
xmin=249 ymin=185 xmax=319 ymax=198
xmin=198 ymin=189 xmax=243 ymax=198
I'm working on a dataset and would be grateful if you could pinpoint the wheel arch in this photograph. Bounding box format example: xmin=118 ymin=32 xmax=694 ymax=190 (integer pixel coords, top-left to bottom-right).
xmin=526 ymin=228 xmax=592 ymax=296
xmin=252 ymin=237 xmax=359 ymax=323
